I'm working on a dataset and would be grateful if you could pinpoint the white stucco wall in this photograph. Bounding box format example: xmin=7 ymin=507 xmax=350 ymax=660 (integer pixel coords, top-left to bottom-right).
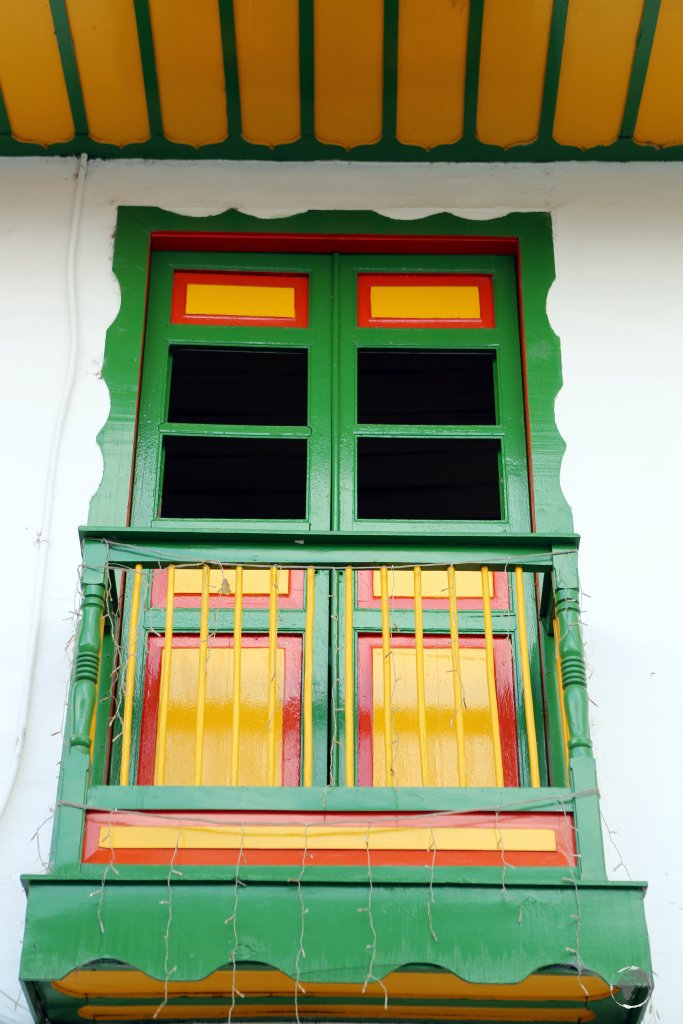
xmin=0 ymin=158 xmax=680 ymax=1022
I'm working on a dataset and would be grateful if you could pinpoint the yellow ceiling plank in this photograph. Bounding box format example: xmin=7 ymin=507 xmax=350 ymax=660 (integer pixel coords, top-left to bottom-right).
xmin=233 ymin=0 xmax=300 ymax=147
xmin=477 ymin=0 xmax=553 ymax=148
xmin=314 ymin=0 xmax=383 ymax=149
xmin=65 ymin=0 xmax=149 ymax=146
xmin=635 ymin=0 xmax=683 ymax=146
xmin=148 ymin=0 xmax=227 ymax=146
xmin=396 ymin=0 xmax=469 ymax=149
xmin=553 ymin=0 xmax=645 ymax=149
xmin=0 ymin=0 xmax=74 ymax=144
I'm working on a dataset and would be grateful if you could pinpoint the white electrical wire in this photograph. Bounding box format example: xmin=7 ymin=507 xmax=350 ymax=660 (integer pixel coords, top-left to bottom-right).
xmin=0 ymin=153 xmax=88 ymax=832
xmin=0 ymin=153 xmax=88 ymax=1024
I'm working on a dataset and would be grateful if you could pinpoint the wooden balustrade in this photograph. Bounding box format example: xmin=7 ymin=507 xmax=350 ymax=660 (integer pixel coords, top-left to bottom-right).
xmin=73 ymin=531 xmax=590 ymax=796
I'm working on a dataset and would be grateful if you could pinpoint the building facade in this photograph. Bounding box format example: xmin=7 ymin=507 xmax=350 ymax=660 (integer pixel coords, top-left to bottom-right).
xmin=1 ymin=3 xmax=681 ymax=1023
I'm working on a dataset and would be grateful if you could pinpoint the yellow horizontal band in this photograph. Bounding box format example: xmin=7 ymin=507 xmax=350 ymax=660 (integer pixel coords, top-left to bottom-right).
xmin=370 ymin=284 xmax=480 ymax=320
xmin=185 ymin=283 xmax=296 ymax=319
xmin=98 ymin=824 xmax=556 ymax=853
xmin=372 ymin=568 xmax=492 ymax=600
xmin=174 ymin=567 xmax=290 ymax=597
xmin=56 ymin=968 xmax=610 ymax=1002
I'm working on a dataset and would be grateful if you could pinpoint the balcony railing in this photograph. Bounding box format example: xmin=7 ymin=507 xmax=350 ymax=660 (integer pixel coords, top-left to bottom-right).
xmin=69 ymin=528 xmax=589 ymax=800
xmin=22 ymin=527 xmax=654 ymax=1024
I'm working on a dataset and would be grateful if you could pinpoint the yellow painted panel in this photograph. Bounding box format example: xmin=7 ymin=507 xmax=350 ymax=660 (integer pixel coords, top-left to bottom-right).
xmin=396 ymin=0 xmax=469 ymax=148
xmin=186 ymin=283 xmax=296 ymax=319
xmin=554 ymin=0 xmax=644 ymax=149
xmin=233 ymin=0 xmax=300 ymax=146
xmin=373 ymin=646 xmax=496 ymax=787
xmin=635 ymin=0 xmax=683 ymax=146
xmin=65 ymin=0 xmax=150 ymax=145
xmin=56 ymin=967 xmax=611 ymax=1002
xmin=370 ymin=285 xmax=480 ymax=320
xmin=0 ymin=0 xmax=74 ymax=144
xmin=148 ymin=0 xmax=227 ymax=146
xmin=477 ymin=0 xmax=553 ymax=148
xmin=77 ymin=1005 xmax=597 ymax=1022
xmin=163 ymin=645 xmax=284 ymax=786
xmin=174 ymin=568 xmax=290 ymax=597
xmin=100 ymin=824 xmax=555 ymax=852
xmin=314 ymin=0 xmax=383 ymax=148
xmin=372 ymin=568 xmax=492 ymax=600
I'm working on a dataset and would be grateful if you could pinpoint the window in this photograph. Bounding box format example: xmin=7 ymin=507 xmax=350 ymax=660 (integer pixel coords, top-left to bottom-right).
xmin=109 ymin=245 xmax=548 ymax=790
xmin=132 ymin=252 xmax=529 ymax=533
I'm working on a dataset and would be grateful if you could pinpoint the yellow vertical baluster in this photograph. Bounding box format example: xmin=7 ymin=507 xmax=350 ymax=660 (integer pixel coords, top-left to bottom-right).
xmin=194 ymin=564 xmax=210 ymax=786
xmin=413 ymin=567 xmax=430 ymax=787
xmin=344 ymin=566 xmax=355 ymax=787
xmin=514 ymin=567 xmax=541 ymax=788
xmin=447 ymin=566 xmax=467 ymax=787
xmin=303 ymin=567 xmax=315 ymax=786
xmin=380 ymin=566 xmax=394 ymax=787
xmin=154 ymin=564 xmax=175 ymax=786
xmin=120 ymin=564 xmax=143 ymax=786
xmin=266 ymin=566 xmax=279 ymax=787
xmin=230 ymin=566 xmax=244 ymax=786
xmin=481 ymin=567 xmax=504 ymax=787
xmin=553 ymin=616 xmax=571 ymax=776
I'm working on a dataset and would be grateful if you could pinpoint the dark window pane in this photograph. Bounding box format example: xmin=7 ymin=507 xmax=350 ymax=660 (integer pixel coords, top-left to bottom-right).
xmin=358 ymin=350 xmax=495 ymax=425
xmin=357 ymin=438 xmax=501 ymax=520
xmin=161 ymin=437 xmax=307 ymax=519
xmin=168 ymin=348 xmax=308 ymax=425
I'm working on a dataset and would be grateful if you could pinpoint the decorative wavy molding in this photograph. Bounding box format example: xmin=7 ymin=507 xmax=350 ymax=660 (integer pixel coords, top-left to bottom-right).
xmin=90 ymin=208 xmax=572 ymax=534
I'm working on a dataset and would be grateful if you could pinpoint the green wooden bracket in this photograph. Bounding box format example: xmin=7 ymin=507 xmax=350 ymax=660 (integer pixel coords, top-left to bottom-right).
xmin=571 ymin=756 xmax=607 ymax=881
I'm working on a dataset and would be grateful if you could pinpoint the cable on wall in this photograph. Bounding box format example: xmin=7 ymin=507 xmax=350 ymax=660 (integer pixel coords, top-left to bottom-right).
xmin=0 ymin=152 xmax=89 ymax=835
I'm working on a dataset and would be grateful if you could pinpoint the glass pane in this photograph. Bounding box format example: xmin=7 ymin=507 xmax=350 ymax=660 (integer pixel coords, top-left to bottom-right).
xmin=358 ymin=350 xmax=495 ymax=425
xmin=357 ymin=438 xmax=501 ymax=520
xmin=161 ymin=437 xmax=307 ymax=519
xmin=168 ymin=348 xmax=308 ymax=425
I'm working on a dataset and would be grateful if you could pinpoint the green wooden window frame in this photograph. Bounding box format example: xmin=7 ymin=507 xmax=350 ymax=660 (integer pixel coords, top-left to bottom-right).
xmin=91 ymin=210 xmax=570 ymax=534
xmin=130 ymin=249 xmax=531 ymax=536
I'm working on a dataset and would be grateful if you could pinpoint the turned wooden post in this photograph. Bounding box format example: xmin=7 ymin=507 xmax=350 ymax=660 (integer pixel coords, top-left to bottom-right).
xmin=554 ymin=583 xmax=592 ymax=758
xmin=69 ymin=540 xmax=109 ymax=752
xmin=69 ymin=580 xmax=106 ymax=751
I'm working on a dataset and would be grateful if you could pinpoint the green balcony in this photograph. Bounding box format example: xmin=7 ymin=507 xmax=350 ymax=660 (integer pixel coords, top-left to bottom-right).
xmin=20 ymin=529 xmax=651 ymax=1023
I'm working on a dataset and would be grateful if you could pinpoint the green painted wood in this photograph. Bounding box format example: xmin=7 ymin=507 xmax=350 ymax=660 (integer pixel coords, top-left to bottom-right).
xmin=381 ymin=0 xmax=399 ymax=144
xmin=131 ymin=0 xmax=163 ymax=138
xmin=311 ymin=569 xmax=331 ymax=785
xmin=539 ymin=0 xmax=570 ymax=143
xmin=570 ymin=756 xmax=607 ymax=880
xmin=218 ymin=0 xmax=243 ymax=143
xmin=541 ymin=627 xmax=570 ymax=787
xmin=20 ymin=875 xmax=650 ymax=990
xmin=298 ymin=0 xmax=314 ymax=141
xmin=4 ymin=131 xmax=683 ymax=160
xmin=336 ymin=252 xmax=529 ymax=534
xmin=70 ymin=581 xmax=107 ymax=751
xmin=130 ymin=249 xmax=333 ymax=531
xmin=553 ymin=550 xmax=591 ymax=759
xmin=463 ymin=0 xmax=484 ymax=140
xmin=86 ymin=782 xmax=572 ymax=812
xmin=48 ymin=0 xmax=88 ymax=137
xmin=0 ymin=86 xmax=12 ymax=136
xmin=81 ymin=525 xmax=576 ymax=568
xmin=620 ymin=0 xmax=662 ymax=140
